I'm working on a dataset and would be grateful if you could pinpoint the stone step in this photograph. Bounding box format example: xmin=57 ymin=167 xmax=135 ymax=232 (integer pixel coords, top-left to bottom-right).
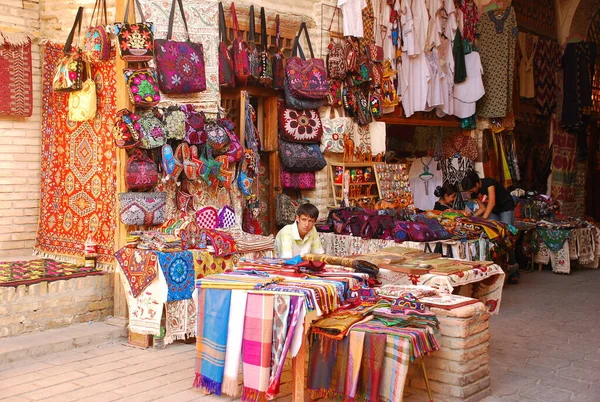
xmin=0 ymin=318 xmax=127 ymax=366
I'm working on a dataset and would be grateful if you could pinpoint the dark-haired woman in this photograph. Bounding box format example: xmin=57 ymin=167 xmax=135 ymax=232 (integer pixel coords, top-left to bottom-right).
xmin=433 ymin=184 xmax=458 ymax=211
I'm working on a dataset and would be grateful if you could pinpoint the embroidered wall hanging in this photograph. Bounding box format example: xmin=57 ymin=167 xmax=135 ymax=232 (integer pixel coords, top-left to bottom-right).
xmin=34 ymin=43 xmax=117 ymax=269
xmin=0 ymin=32 xmax=33 ymax=117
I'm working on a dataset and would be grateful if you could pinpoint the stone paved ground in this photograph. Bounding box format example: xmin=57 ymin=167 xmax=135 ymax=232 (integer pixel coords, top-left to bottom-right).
xmin=1 ymin=268 xmax=599 ymax=402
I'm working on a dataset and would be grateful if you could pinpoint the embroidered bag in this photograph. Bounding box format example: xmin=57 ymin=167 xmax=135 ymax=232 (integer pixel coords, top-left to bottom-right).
xmin=369 ymin=61 xmax=383 ymax=89
xmin=279 ymin=108 xmax=323 ymax=143
xmin=271 ymin=15 xmax=285 ymax=90
xmin=215 ymin=117 xmax=243 ymax=163
xmin=327 ymin=8 xmax=347 ymax=80
xmin=113 ymin=109 xmax=141 ymax=149
xmin=354 ymin=89 xmax=372 ymax=126
xmin=196 ymin=206 xmax=218 ymax=229
xmin=344 ymin=37 xmax=358 ymax=73
xmin=205 ymin=117 xmax=230 ymax=150
xmin=162 ymin=106 xmax=186 ymax=140
xmin=279 ymin=140 xmax=327 ymax=172
xmin=406 ymin=221 xmax=436 ymax=242
xmin=320 ymin=106 xmax=352 ymax=153
xmin=181 ymin=104 xmax=206 ymax=145
xmin=68 ymin=64 xmax=97 ymax=122
xmin=327 ymin=79 xmax=343 ymax=107
xmin=217 ymin=205 xmax=237 ymax=228
xmin=53 ymin=7 xmax=86 ymax=93
xmin=218 ymin=2 xmax=235 ymax=88
xmin=258 ymin=7 xmax=274 ymax=87
xmin=125 ymin=148 xmax=159 ymax=189
xmin=114 ymin=0 xmax=154 ymax=62
xmin=381 ymin=59 xmax=398 ymax=108
xmin=119 ymin=192 xmax=166 ymax=226
xmin=284 ymin=77 xmax=325 ymax=110
xmin=137 ymin=108 xmax=167 ymax=149
xmin=370 ymin=93 xmax=381 ymax=118
xmin=413 ymin=214 xmax=451 ymax=240
xmin=286 ymin=23 xmax=329 ymax=100
xmin=83 ymin=0 xmax=110 ymax=62
xmin=276 ymin=193 xmax=303 ymax=226
xmin=247 ymin=5 xmax=261 ymax=83
xmin=281 ymin=170 xmax=316 ymax=189
xmin=154 ymin=0 xmax=207 ymax=94
xmin=123 ymin=68 xmax=161 ymax=107
xmin=231 ymin=3 xmax=250 ymax=86
xmin=237 ymin=170 xmax=253 ymax=196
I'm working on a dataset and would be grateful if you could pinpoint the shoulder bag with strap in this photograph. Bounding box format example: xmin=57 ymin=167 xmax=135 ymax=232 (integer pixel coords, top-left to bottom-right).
xmin=218 ymin=2 xmax=235 ymax=88
xmin=154 ymin=0 xmax=206 ymax=94
xmin=115 ymin=0 xmax=154 ymax=62
xmin=231 ymin=2 xmax=250 ymax=86
xmin=271 ymin=14 xmax=285 ymax=90
xmin=83 ymin=0 xmax=110 ymax=62
xmin=247 ymin=5 xmax=261 ymax=83
xmin=258 ymin=7 xmax=273 ymax=87
xmin=53 ymin=7 xmax=85 ymax=92
xmin=68 ymin=63 xmax=97 ymax=121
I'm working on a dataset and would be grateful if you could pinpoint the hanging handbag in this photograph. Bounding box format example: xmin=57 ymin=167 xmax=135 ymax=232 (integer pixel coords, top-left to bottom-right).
xmin=247 ymin=5 xmax=261 ymax=83
xmin=327 ymin=79 xmax=343 ymax=107
xmin=137 ymin=108 xmax=167 ymax=149
xmin=354 ymin=89 xmax=372 ymax=126
xmin=370 ymin=93 xmax=381 ymax=118
xmin=154 ymin=0 xmax=207 ymax=94
xmin=68 ymin=63 xmax=97 ymax=122
xmin=271 ymin=14 xmax=285 ymax=90
xmin=345 ymin=37 xmax=358 ymax=73
xmin=114 ymin=0 xmax=154 ymax=62
xmin=113 ymin=109 xmax=141 ymax=149
xmin=279 ymin=108 xmax=323 ymax=143
xmin=281 ymin=170 xmax=316 ymax=189
xmin=326 ymin=9 xmax=346 ymax=80
xmin=205 ymin=116 xmax=230 ymax=150
xmin=181 ymin=104 xmax=206 ymax=145
xmin=118 ymin=192 xmax=166 ymax=226
xmin=83 ymin=0 xmax=111 ymax=62
xmin=125 ymin=148 xmax=159 ymax=189
xmin=320 ymin=106 xmax=352 ymax=153
xmin=231 ymin=2 xmax=250 ymax=86
xmin=258 ymin=7 xmax=274 ymax=87
xmin=286 ymin=23 xmax=329 ymax=100
xmin=276 ymin=193 xmax=305 ymax=226
xmin=279 ymin=140 xmax=327 ymax=172
xmin=53 ymin=7 xmax=86 ymax=92
xmin=162 ymin=105 xmax=186 ymax=140
xmin=284 ymin=77 xmax=325 ymax=110
xmin=123 ymin=68 xmax=161 ymax=107
xmin=218 ymin=2 xmax=235 ymax=88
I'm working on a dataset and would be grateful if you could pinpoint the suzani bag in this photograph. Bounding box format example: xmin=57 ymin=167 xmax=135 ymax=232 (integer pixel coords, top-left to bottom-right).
xmin=137 ymin=108 xmax=166 ymax=149
xmin=118 ymin=192 xmax=166 ymax=226
xmin=53 ymin=7 xmax=86 ymax=93
xmin=83 ymin=0 xmax=110 ymax=62
xmin=113 ymin=109 xmax=141 ymax=149
xmin=285 ymin=23 xmax=329 ymax=100
xmin=284 ymin=77 xmax=325 ymax=110
xmin=279 ymin=140 xmax=327 ymax=172
xmin=123 ymin=68 xmax=160 ymax=107
xmin=319 ymin=106 xmax=351 ymax=153
xmin=231 ymin=2 xmax=250 ymax=86
xmin=162 ymin=106 xmax=186 ymax=140
xmin=114 ymin=0 xmax=154 ymax=62
xmin=281 ymin=170 xmax=316 ymax=189
xmin=125 ymin=148 xmax=159 ymax=189
xmin=279 ymin=108 xmax=323 ymax=143
xmin=154 ymin=0 xmax=206 ymax=94
xmin=181 ymin=104 xmax=206 ymax=145
xmin=218 ymin=2 xmax=235 ymax=88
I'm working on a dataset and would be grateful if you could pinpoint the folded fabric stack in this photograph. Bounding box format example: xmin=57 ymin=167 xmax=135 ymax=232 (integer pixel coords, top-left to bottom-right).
xmin=222 ymin=228 xmax=274 ymax=253
xmin=137 ymin=231 xmax=181 ymax=251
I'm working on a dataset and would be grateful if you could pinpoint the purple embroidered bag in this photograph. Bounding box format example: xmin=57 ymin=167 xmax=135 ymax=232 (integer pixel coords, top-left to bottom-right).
xmin=281 ymin=170 xmax=316 ymax=189
xmin=154 ymin=0 xmax=206 ymax=94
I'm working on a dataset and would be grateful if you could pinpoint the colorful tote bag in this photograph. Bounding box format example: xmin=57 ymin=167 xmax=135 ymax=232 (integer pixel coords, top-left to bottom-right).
xmin=125 ymin=149 xmax=159 ymax=189
xmin=83 ymin=0 xmax=111 ymax=62
xmin=320 ymin=106 xmax=351 ymax=153
xmin=53 ymin=7 xmax=86 ymax=93
xmin=271 ymin=15 xmax=285 ymax=91
xmin=118 ymin=192 xmax=166 ymax=226
xmin=115 ymin=0 xmax=154 ymax=62
xmin=279 ymin=140 xmax=327 ymax=172
xmin=154 ymin=0 xmax=206 ymax=94
xmin=286 ymin=22 xmax=329 ymax=100
xmin=123 ymin=68 xmax=160 ymax=107
xmin=279 ymin=108 xmax=323 ymax=143
xmin=113 ymin=108 xmax=141 ymax=149
xmin=231 ymin=2 xmax=250 ymax=86
xmin=68 ymin=69 xmax=97 ymax=122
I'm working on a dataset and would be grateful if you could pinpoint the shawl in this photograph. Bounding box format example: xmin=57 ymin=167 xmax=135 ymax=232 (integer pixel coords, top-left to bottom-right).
xmin=357 ymin=332 xmax=386 ymax=401
xmin=157 ymin=251 xmax=196 ymax=301
xmin=311 ymin=312 xmax=366 ymax=340
xmin=267 ymin=295 xmax=302 ymax=399
xmin=222 ymin=290 xmax=248 ymax=396
xmin=307 ymin=333 xmax=339 ymax=399
xmin=194 ymin=289 xmax=232 ymax=395
xmin=345 ymin=329 xmax=366 ymax=399
xmin=242 ymin=293 xmax=274 ymax=402
xmin=115 ymin=248 xmax=159 ymax=298
xmin=379 ymin=334 xmax=411 ymax=402
xmin=537 ymin=229 xmax=572 ymax=252
xmin=268 ymin=294 xmax=291 ymax=395
xmin=164 ymin=299 xmax=197 ymax=345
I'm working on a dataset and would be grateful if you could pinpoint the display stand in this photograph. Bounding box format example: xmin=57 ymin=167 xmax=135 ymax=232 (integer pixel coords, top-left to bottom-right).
xmin=329 ymin=161 xmax=380 ymax=206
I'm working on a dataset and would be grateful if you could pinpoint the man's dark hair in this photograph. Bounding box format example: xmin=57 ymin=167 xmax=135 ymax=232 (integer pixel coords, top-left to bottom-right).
xmin=461 ymin=171 xmax=481 ymax=191
xmin=296 ymin=203 xmax=319 ymax=220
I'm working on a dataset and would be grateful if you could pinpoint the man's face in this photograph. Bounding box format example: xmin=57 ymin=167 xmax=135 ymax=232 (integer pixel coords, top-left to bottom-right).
xmin=296 ymin=214 xmax=316 ymax=238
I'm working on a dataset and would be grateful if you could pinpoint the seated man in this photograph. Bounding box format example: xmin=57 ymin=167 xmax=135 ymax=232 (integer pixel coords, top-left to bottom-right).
xmin=274 ymin=203 xmax=325 ymax=259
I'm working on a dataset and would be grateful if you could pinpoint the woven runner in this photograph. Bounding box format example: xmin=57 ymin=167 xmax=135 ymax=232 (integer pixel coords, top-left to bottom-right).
xmin=0 ymin=259 xmax=102 ymax=287
xmin=0 ymin=31 xmax=33 ymax=117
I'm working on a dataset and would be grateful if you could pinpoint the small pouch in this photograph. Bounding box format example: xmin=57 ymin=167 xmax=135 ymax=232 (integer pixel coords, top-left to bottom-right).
xmin=124 ymin=68 xmax=161 ymax=107
xmin=137 ymin=108 xmax=166 ymax=149
xmin=163 ymin=105 xmax=186 ymax=140
xmin=182 ymin=104 xmax=206 ymax=145
xmin=113 ymin=108 xmax=141 ymax=149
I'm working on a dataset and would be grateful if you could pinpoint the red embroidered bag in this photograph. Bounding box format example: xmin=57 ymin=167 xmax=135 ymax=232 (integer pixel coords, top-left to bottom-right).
xmin=181 ymin=104 xmax=206 ymax=145
xmin=154 ymin=0 xmax=206 ymax=94
xmin=125 ymin=148 xmax=159 ymax=189
xmin=218 ymin=2 xmax=235 ymax=88
xmin=285 ymin=22 xmax=329 ymax=100
xmin=279 ymin=108 xmax=323 ymax=143
xmin=113 ymin=108 xmax=141 ymax=149
xmin=115 ymin=0 xmax=154 ymax=62
xmin=281 ymin=170 xmax=316 ymax=189
xmin=231 ymin=3 xmax=250 ymax=86
xmin=123 ymin=68 xmax=161 ymax=107
xmin=345 ymin=37 xmax=358 ymax=73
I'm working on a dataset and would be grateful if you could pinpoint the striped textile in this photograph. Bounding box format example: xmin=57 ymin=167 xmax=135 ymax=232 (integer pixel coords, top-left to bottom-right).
xmin=242 ymin=293 xmax=274 ymax=402
xmin=379 ymin=334 xmax=411 ymax=402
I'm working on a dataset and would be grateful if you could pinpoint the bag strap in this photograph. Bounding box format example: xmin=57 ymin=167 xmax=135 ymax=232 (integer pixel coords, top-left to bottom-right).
xmin=90 ymin=0 xmax=108 ymax=26
xmin=275 ymin=14 xmax=281 ymax=48
xmin=260 ymin=7 xmax=267 ymax=49
xmin=248 ymin=5 xmax=256 ymax=43
xmin=231 ymin=3 xmax=240 ymax=38
xmin=218 ymin=2 xmax=228 ymax=43
xmin=291 ymin=22 xmax=314 ymax=59
xmin=167 ymin=0 xmax=190 ymax=41
xmin=124 ymin=0 xmax=146 ymax=23
xmin=327 ymin=7 xmax=339 ymax=33
xmin=65 ymin=6 xmax=84 ymax=53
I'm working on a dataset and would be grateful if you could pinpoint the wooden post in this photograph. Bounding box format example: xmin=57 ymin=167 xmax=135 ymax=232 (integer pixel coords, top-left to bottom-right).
xmin=112 ymin=0 xmax=131 ymax=320
xmin=291 ymin=330 xmax=306 ymax=402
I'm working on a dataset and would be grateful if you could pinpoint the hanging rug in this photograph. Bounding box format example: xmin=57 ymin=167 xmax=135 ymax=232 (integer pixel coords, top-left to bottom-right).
xmin=0 ymin=259 xmax=102 ymax=287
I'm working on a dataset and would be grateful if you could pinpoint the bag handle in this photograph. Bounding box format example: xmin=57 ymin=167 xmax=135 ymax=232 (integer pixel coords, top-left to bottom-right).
xmin=231 ymin=3 xmax=240 ymax=38
xmin=275 ymin=14 xmax=281 ymax=48
xmin=327 ymin=7 xmax=340 ymax=33
xmin=90 ymin=0 xmax=108 ymax=26
xmin=218 ymin=2 xmax=228 ymax=43
xmin=260 ymin=7 xmax=267 ymax=49
xmin=248 ymin=5 xmax=256 ymax=43
xmin=291 ymin=22 xmax=314 ymax=59
xmin=65 ymin=6 xmax=84 ymax=53
xmin=124 ymin=0 xmax=146 ymax=23
xmin=167 ymin=0 xmax=191 ymax=41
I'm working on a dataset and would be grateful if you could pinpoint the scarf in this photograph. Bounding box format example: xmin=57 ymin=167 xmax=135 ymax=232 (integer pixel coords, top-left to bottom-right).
xmin=222 ymin=290 xmax=249 ymax=396
xmin=194 ymin=288 xmax=232 ymax=395
xmin=242 ymin=293 xmax=274 ymax=402
xmin=157 ymin=250 xmax=195 ymax=301
xmin=356 ymin=332 xmax=386 ymax=401
xmin=345 ymin=329 xmax=366 ymax=399
xmin=537 ymin=229 xmax=572 ymax=252
xmin=267 ymin=295 xmax=302 ymax=399
xmin=307 ymin=333 xmax=338 ymax=399
xmin=379 ymin=334 xmax=411 ymax=402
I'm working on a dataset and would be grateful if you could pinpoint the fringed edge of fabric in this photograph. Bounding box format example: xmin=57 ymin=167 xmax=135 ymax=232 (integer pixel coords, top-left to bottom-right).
xmin=32 ymin=249 xmax=115 ymax=272
xmin=222 ymin=376 xmax=240 ymax=397
xmin=0 ymin=30 xmax=34 ymax=46
xmin=241 ymin=386 xmax=267 ymax=402
xmin=199 ymin=376 xmax=223 ymax=396
xmin=127 ymin=324 xmax=161 ymax=336
xmin=164 ymin=328 xmax=196 ymax=346
xmin=308 ymin=388 xmax=339 ymax=400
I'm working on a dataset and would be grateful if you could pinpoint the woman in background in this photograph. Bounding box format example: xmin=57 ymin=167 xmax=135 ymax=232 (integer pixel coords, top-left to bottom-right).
xmin=433 ymin=183 xmax=458 ymax=211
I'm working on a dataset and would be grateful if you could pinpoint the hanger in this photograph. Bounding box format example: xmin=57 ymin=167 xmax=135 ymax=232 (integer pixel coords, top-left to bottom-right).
xmin=566 ymin=33 xmax=585 ymax=44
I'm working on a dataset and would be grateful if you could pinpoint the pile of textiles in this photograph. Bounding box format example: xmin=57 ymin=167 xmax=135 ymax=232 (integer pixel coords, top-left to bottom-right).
xmin=135 ymin=231 xmax=182 ymax=251
xmin=221 ymin=228 xmax=274 ymax=253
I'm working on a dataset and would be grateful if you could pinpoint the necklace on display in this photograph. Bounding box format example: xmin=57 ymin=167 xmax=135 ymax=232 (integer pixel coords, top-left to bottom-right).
xmin=419 ymin=157 xmax=434 ymax=195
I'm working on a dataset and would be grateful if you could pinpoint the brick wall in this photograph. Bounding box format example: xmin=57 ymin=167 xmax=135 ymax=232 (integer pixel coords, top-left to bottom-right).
xmin=0 ymin=0 xmax=42 ymax=259
xmin=0 ymin=274 xmax=114 ymax=338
